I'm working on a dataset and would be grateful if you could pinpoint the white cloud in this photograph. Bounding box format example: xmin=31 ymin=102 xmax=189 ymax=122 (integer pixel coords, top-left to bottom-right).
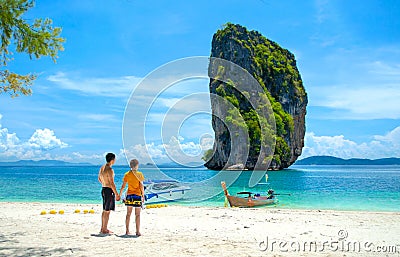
xmin=314 ymin=0 xmax=330 ymax=24
xmin=369 ymin=61 xmax=400 ymax=77
xmin=301 ymin=126 xmax=400 ymax=159
xmin=311 ymin=0 xmax=343 ymax=47
xmin=47 ymin=72 xmax=208 ymax=101
xmin=79 ymin=114 xmax=118 ymax=122
xmin=200 ymin=134 xmax=214 ymax=150
xmin=373 ymin=126 xmax=400 ymax=149
xmin=0 ymin=121 xmax=115 ymax=164
xmin=133 ymin=143 xmax=165 ymax=160
xmin=164 ymin=136 xmax=202 ymax=158
xmin=310 ymin=85 xmax=400 ymax=119
xmin=60 ymin=152 xmax=104 ymax=164
xmin=28 ymin=129 xmax=68 ymax=150
xmin=125 ymin=136 xmax=214 ymax=164
xmin=0 ymin=117 xmax=69 ymax=161
xmin=157 ymin=97 xmax=182 ymax=108
xmin=45 ymin=151 xmax=129 ymax=165
xmin=144 ymin=93 xmax=213 ymax=141
xmin=0 ymin=117 xmax=21 ymax=153
xmin=47 ymin=72 xmax=142 ymax=98
xmin=308 ymin=61 xmax=400 ymax=119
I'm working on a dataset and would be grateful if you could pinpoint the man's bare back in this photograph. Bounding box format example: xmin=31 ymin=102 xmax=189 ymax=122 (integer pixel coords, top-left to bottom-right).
xmin=98 ymin=164 xmax=115 ymax=188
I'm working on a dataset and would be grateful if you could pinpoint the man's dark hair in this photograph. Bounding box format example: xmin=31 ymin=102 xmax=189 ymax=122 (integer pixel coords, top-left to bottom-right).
xmin=105 ymin=153 xmax=116 ymax=163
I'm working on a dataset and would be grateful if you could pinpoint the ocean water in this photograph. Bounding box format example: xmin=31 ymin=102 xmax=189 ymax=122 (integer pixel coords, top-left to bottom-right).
xmin=0 ymin=165 xmax=399 ymax=212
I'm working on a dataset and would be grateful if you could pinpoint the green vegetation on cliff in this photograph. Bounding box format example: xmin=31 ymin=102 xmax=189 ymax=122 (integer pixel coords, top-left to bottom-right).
xmin=211 ymin=23 xmax=305 ymax=168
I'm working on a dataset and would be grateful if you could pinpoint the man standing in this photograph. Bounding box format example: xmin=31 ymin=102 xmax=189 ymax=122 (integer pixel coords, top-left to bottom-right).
xmin=98 ymin=153 xmax=120 ymax=234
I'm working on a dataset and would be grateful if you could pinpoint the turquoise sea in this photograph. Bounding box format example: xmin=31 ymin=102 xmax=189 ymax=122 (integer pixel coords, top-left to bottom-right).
xmin=0 ymin=165 xmax=399 ymax=212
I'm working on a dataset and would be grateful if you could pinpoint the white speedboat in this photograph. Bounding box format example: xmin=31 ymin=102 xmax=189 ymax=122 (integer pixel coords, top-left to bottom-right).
xmin=144 ymin=179 xmax=191 ymax=203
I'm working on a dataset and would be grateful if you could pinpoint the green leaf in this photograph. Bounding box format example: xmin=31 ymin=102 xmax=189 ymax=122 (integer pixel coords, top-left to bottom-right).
xmin=0 ymin=0 xmax=65 ymax=97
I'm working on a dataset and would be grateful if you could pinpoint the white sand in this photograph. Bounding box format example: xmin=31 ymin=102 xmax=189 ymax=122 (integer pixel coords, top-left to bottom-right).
xmin=0 ymin=202 xmax=399 ymax=257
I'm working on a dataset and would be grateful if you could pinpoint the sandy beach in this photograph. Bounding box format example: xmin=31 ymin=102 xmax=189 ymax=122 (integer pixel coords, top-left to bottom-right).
xmin=0 ymin=202 xmax=399 ymax=257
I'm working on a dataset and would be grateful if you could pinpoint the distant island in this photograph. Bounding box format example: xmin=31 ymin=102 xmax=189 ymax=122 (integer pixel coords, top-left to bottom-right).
xmin=142 ymin=162 xmax=205 ymax=168
xmin=0 ymin=160 xmax=92 ymax=167
xmin=0 ymin=160 xmax=206 ymax=168
xmin=295 ymin=156 xmax=400 ymax=165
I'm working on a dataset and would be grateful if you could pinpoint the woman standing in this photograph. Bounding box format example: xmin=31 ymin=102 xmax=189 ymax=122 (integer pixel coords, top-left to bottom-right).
xmin=119 ymin=159 xmax=145 ymax=236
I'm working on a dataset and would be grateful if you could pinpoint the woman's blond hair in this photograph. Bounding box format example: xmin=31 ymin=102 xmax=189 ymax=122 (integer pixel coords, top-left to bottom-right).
xmin=130 ymin=159 xmax=139 ymax=169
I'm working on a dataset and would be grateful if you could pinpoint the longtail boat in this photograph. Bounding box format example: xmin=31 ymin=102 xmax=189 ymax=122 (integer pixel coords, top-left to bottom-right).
xmin=221 ymin=181 xmax=276 ymax=208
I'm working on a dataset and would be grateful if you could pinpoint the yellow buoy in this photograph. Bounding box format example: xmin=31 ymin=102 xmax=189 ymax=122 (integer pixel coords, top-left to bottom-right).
xmin=59 ymin=210 xmax=65 ymax=214
xmin=89 ymin=209 xmax=95 ymax=214
xmin=49 ymin=210 xmax=57 ymax=214
xmin=83 ymin=209 xmax=89 ymax=214
xmin=74 ymin=209 xmax=80 ymax=213
xmin=146 ymin=204 xmax=167 ymax=208
xmin=40 ymin=210 xmax=47 ymax=215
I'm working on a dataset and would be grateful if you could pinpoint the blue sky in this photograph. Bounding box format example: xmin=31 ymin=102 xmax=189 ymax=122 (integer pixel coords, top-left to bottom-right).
xmin=0 ymin=0 xmax=399 ymax=164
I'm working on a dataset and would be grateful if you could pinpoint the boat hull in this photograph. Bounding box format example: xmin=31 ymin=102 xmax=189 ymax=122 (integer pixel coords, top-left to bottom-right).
xmin=145 ymin=189 xmax=188 ymax=204
xmin=226 ymin=195 xmax=275 ymax=207
xmin=144 ymin=180 xmax=191 ymax=204
xmin=221 ymin=181 xmax=276 ymax=208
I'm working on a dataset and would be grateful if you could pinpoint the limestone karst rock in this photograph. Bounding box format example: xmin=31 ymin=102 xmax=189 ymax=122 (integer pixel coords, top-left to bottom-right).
xmin=204 ymin=23 xmax=308 ymax=170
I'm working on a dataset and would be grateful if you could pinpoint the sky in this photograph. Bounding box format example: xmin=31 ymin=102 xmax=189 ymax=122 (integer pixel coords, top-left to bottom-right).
xmin=0 ymin=0 xmax=399 ymax=165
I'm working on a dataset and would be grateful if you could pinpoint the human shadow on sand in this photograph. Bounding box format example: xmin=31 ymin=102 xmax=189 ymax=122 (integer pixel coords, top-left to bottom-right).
xmin=116 ymin=234 xmax=140 ymax=238
xmin=0 ymin=246 xmax=78 ymax=257
xmin=0 ymin=233 xmax=78 ymax=257
xmin=90 ymin=233 xmax=114 ymax=237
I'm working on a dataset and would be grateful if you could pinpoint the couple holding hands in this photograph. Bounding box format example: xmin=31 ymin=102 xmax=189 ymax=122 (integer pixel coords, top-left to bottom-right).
xmin=98 ymin=153 xmax=145 ymax=236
